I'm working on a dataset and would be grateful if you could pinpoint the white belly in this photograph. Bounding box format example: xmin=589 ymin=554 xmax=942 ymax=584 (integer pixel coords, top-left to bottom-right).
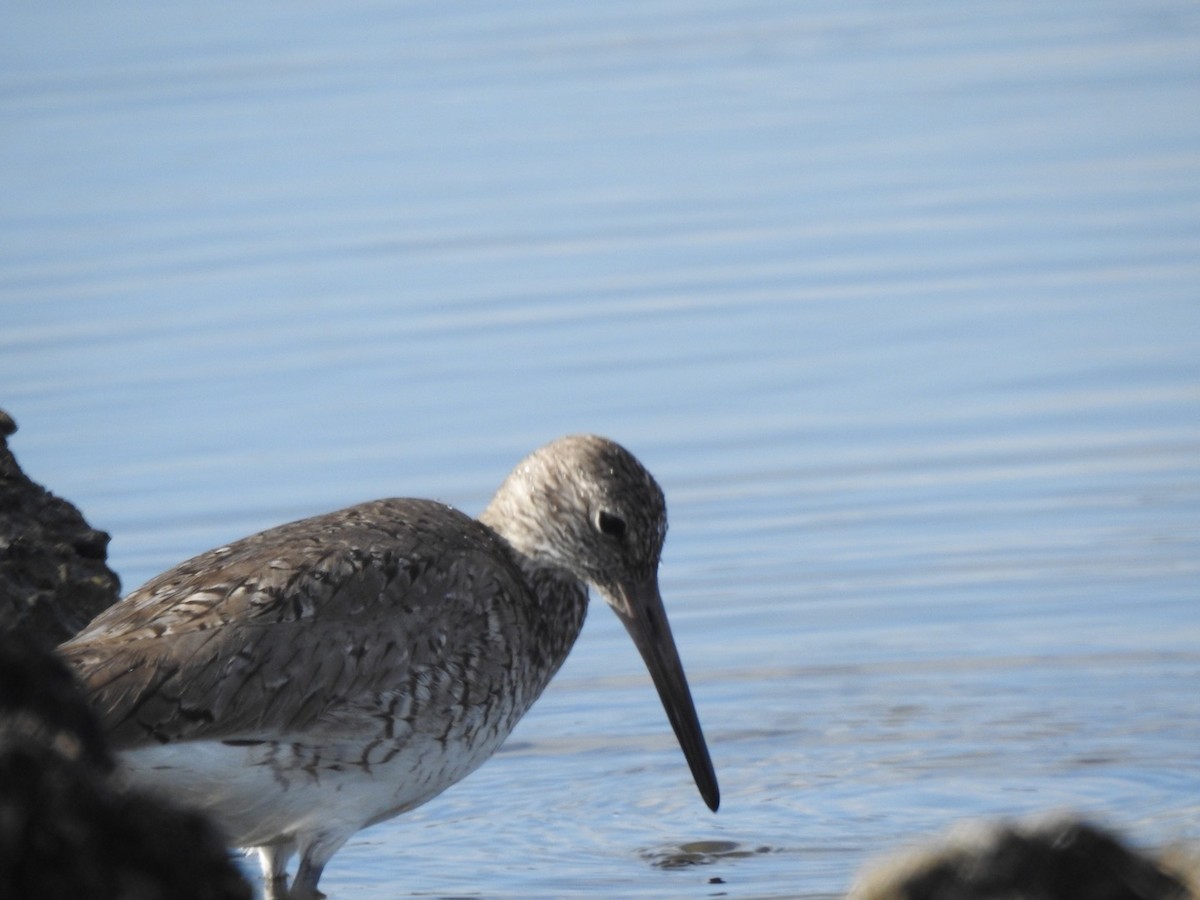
xmin=120 ymin=729 xmax=504 ymax=849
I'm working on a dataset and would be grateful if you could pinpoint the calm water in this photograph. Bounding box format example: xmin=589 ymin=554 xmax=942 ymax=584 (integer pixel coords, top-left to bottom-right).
xmin=3 ymin=1 xmax=1199 ymax=897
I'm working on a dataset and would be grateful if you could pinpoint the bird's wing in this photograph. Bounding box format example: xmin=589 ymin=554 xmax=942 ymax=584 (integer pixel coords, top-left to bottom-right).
xmin=59 ymin=499 xmax=532 ymax=749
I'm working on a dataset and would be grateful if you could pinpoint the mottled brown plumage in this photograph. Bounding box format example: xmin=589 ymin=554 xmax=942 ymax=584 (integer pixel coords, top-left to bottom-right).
xmin=60 ymin=435 xmax=718 ymax=899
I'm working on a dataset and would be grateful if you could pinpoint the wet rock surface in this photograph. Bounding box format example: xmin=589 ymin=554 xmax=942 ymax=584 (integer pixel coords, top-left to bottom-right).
xmin=0 ymin=409 xmax=120 ymax=642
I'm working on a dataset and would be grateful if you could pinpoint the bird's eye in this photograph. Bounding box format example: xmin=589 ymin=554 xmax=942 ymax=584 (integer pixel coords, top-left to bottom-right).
xmin=597 ymin=511 xmax=627 ymax=540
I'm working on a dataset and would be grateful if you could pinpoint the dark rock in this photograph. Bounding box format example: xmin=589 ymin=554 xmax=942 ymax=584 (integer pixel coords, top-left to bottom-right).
xmin=0 ymin=629 xmax=113 ymax=773
xmin=850 ymin=816 xmax=1194 ymax=900
xmin=0 ymin=409 xmax=121 ymax=642
xmin=0 ymin=632 xmax=253 ymax=900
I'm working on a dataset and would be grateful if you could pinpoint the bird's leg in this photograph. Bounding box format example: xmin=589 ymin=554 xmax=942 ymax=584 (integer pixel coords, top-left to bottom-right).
xmin=257 ymin=841 xmax=296 ymax=900
xmin=288 ymin=865 xmax=327 ymax=900
xmin=266 ymin=873 xmax=292 ymax=900
xmin=289 ymin=831 xmax=349 ymax=900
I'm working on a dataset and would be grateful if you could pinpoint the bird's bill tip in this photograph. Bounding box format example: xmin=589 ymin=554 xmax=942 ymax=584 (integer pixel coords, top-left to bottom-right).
xmin=609 ymin=578 xmax=720 ymax=813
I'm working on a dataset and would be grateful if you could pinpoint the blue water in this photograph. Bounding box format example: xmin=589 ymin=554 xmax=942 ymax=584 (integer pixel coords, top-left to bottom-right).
xmin=3 ymin=1 xmax=1199 ymax=896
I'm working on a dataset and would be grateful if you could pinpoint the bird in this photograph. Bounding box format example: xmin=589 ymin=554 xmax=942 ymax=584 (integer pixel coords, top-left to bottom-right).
xmin=59 ymin=434 xmax=719 ymax=899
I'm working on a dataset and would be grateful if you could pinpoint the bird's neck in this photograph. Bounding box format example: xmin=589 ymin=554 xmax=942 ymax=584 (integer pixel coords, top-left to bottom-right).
xmin=523 ymin=565 xmax=590 ymax=676
xmin=478 ymin=500 xmax=590 ymax=680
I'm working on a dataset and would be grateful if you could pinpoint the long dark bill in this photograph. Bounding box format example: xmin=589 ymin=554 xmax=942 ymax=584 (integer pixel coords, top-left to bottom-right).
xmin=611 ymin=577 xmax=720 ymax=812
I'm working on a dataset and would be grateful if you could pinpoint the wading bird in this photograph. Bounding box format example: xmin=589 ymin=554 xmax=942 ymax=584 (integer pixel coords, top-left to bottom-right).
xmin=60 ymin=435 xmax=719 ymax=899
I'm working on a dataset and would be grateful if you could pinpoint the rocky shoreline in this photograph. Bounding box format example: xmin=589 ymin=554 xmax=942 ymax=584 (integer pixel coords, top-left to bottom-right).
xmin=0 ymin=408 xmax=252 ymax=900
xmin=0 ymin=408 xmax=121 ymax=644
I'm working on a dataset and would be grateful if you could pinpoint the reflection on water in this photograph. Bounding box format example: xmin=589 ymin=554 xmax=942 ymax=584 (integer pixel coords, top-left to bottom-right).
xmin=2 ymin=0 xmax=1198 ymax=896
xmin=641 ymin=839 xmax=772 ymax=869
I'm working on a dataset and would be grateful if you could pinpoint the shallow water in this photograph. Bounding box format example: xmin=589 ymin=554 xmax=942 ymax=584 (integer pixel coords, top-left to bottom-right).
xmin=3 ymin=1 xmax=1199 ymax=896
